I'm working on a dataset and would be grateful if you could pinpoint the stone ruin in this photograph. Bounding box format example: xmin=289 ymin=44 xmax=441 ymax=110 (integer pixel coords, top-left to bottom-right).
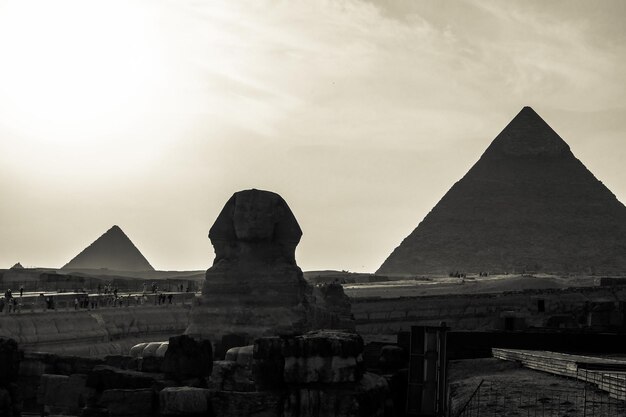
xmin=15 ymin=331 xmax=389 ymax=417
xmin=186 ymin=189 xmax=354 ymax=352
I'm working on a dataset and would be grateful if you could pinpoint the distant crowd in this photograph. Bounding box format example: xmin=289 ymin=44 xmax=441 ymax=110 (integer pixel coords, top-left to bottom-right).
xmin=0 ymin=288 xmax=24 ymax=313
xmin=0 ymin=281 xmax=190 ymax=314
xmin=448 ymin=271 xmax=490 ymax=278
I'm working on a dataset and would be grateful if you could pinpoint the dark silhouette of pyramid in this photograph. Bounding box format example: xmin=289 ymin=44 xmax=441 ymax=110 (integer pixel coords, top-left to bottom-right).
xmin=378 ymin=107 xmax=626 ymax=275
xmin=62 ymin=225 xmax=154 ymax=271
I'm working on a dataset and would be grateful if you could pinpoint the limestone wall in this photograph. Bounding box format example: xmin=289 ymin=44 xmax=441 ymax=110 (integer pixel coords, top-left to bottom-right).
xmin=0 ymin=305 xmax=191 ymax=356
xmin=352 ymin=285 xmax=626 ymax=336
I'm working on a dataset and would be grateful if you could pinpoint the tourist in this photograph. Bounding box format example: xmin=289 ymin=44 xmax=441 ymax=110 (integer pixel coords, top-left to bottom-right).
xmin=0 ymin=296 xmax=4 ymax=313
xmin=19 ymin=286 xmax=23 ymax=297
xmin=167 ymin=294 xmax=173 ymax=304
xmin=74 ymin=297 xmax=79 ymax=310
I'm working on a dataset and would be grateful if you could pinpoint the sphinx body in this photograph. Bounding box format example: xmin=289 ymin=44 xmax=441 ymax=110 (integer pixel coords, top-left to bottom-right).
xmin=187 ymin=189 xmax=351 ymax=348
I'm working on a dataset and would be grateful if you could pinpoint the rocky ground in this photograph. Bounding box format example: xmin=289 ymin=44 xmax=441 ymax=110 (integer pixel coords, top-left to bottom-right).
xmin=449 ymin=358 xmax=625 ymax=416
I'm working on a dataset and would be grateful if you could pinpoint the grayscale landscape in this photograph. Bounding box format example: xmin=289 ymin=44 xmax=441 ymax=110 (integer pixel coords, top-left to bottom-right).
xmin=1 ymin=1 xmax=626 ymax=416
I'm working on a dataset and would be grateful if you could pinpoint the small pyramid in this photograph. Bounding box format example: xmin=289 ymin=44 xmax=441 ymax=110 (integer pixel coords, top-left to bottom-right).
xmin=62 ymin=225 xmax=154 ymax=271
xmin=10 ymin=262 xmax=23 ymax=269
xmin=377 ymin=107 xmax=626 ymax=275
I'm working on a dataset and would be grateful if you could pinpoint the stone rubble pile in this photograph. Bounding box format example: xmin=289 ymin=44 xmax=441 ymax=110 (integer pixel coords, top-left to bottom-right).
xmin=25 ymin=330 xmax=387 ymax=417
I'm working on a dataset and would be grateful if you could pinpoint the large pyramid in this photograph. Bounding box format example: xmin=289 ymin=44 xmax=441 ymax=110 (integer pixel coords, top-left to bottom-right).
xmin=378 ymin=107 xmax=626 ymax=275
xmin=62 ymin=225 xmax=154 ymax=271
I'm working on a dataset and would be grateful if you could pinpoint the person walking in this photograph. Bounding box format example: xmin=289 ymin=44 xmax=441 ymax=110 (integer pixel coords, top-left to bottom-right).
xmin=4 ymin=290 xmax=12 ymax=313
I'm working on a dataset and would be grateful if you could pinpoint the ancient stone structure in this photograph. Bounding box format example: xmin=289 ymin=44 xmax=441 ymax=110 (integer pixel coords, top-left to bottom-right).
xmin=186 ymin=189 xmax=354 ymax=348
xmin=23 ymin=330 xmax=387 ymax=417
xmin=251 ymin=331 xmax=387 ymax=417
xmin=63 ymin=225 xmax=154 ymax=272
xmin=378 ymin=107 xmax=626 ymax=275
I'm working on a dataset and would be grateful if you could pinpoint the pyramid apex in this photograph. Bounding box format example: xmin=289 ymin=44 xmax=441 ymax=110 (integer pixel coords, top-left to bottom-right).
xmin=486 ymin=107 xmax=570 ymax=158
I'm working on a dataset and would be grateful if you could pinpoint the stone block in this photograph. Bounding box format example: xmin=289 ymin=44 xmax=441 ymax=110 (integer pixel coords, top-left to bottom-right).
xmin=97 ymin=388 xmax=155 ymax=416
xmin=38 ymin=373 xmax=93 ymax=413
xmin=139 ymin=356 xmax=163 ymax=373
xmin=283 ymin=355 xmax=362 ymax=384
xmin=282 ymin=331 xmax=363 ymax=358
xmin=225 ymin=345 xmax=254 ymax=368
xmin=104 ymin=355 xmax=134 ymax=370
xmin=378 ymin=345 xmax=405 ymax=372
xmin=37 ymin=374 xmax=69 ymax=406
xmin=141 ymin=342 xmax=164 ymax=358
xmin=159 ymin=386 xmax=211 ymax=415
xmin=161 ymin=335 xmax=213 ymax=380
xmin=86 ymin=365 xmax=163 ymax=391
xmin=281 ymin=331 xmax=364 ymax=384
xmin=284 ymin=387 xmax=357 ymax=417
xmin=54 ymin=356 xmax=104 ymax=375
xmin=212 ymin=390 xmax=283 ymax=417
xmin=155 ymin=342 xmax=169 ymax=358
xmin=129 ymin=343 xmax=148 ymax=358
xmin=252 ymin=337 xmax=286 ymax=387
xmin=284 ymin=373 xmax=388 ymax=417
xmin=210 ymin=361 xmax=255 ymax=392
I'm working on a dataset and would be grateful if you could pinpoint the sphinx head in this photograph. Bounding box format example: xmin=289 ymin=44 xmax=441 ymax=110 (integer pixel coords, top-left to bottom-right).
xmin=208 ymin=189 xmax=302 ymax=264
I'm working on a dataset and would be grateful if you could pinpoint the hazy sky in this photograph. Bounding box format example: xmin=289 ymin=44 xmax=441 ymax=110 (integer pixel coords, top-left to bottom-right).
xmin=0 ymin=0 xmax=625 ymax=272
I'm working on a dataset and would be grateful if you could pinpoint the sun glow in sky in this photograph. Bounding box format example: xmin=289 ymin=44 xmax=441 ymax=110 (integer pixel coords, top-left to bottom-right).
xmin=0 ymin=0 xmax=195 ymax=174
xmin=1 ymin=0 xmax=625 ymax=272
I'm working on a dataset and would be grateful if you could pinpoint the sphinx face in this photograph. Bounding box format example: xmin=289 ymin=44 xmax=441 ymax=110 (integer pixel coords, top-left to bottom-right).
xmin=233 ymin=190 xmax=283 ymax=241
